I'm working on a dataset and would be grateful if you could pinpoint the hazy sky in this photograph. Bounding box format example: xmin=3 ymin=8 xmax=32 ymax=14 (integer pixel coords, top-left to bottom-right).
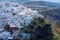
xmin=31 ymin=0 xmax=60 ymax=3
xmin=0 ymin=0 xmax=60 ymax=3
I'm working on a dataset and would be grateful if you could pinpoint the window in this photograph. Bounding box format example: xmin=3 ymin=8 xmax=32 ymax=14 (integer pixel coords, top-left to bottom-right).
xmin=13 ymin=13 xmax=16 ymax=16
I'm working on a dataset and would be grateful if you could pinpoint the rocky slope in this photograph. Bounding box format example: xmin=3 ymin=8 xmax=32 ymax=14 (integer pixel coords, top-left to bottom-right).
xmin=20 ymin=1 xmax=60 ymax=40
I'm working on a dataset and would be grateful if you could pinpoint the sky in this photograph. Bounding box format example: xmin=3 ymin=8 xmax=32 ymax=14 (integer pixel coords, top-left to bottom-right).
xmin=0 ymin=0 xmax=60 ymax=3
xmin=31 ymin=0 xmax=60 ymax=3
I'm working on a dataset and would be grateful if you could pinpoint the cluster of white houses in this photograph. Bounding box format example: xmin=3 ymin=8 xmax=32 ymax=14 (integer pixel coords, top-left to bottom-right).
xmin=0 ymin=2 xmax=44 ymax=40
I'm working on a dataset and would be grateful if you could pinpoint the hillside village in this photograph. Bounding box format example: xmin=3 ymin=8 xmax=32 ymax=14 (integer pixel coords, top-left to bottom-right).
xmin=0 ymin=2 xmax=44 ymax=40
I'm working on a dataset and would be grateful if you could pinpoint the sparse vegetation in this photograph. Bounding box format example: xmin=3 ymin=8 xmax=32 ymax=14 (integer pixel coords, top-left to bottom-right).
xmin=22 ymin=17 xmax=58 ymax=40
